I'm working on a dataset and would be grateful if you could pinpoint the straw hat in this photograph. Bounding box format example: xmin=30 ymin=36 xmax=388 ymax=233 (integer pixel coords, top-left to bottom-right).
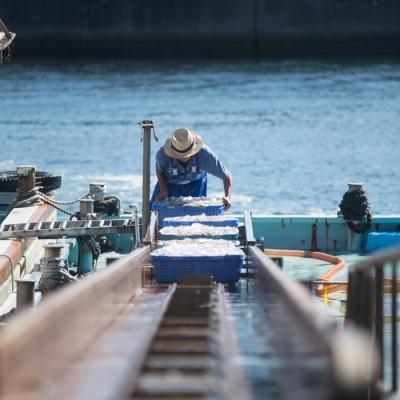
xmin=164 ymin=128 xmax=203 ymax=159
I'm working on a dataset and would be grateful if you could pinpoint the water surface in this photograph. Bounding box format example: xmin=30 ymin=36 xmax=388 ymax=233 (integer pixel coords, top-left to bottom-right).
xmin=1 ymin=58 xmax=399 ymax=214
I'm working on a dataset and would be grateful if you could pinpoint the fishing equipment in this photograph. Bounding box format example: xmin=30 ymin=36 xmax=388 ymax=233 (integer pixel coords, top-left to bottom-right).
xmin=38 ymin=244 xmax=76 ymax=294
xmin=0 ymin=168 xmax=62 ymax=207
xmin=338 ymin=183 xmax=372 ymax=234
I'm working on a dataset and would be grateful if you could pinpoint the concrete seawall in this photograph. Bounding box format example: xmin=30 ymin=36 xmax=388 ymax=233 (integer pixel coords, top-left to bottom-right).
xmin=2 ymin=0 xmax=400 ymax=56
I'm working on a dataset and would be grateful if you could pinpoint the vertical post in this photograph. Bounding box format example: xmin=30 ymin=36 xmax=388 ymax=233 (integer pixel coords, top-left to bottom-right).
xmin=129 ymin=203 xmax=141 ymax=249
xmin=140 ymin=120 xmax=155 ymax=240
xmin=80 ymin=198 xmax=94 ymax=219
xmin=375 ymin=265 xmax=384 ymax=381
xmin=16 ymin=165 xmax=36 ymax=193
xmin=391 ymin=262 xmax=398 ymax=392
xmin=16 ymin=280 xmax=35 ymax=310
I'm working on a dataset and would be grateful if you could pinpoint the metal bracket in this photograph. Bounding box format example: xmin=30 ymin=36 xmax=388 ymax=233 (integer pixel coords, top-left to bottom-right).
xmin=139 ymin=120 xmax=158 ymax=142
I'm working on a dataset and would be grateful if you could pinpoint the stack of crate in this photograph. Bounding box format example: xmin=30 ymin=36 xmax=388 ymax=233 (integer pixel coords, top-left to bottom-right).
xmin=150 ymin=198 xmax=243 ymax=284
xmin=151 ymin=197 xmax=225 ymax=226
xmin=159 ymin=223 xmax=239 ymax=241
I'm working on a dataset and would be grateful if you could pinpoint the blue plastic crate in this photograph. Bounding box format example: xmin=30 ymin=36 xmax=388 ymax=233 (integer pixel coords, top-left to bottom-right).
xmin=163 ymin=218 xmax=238 ymax=228
xmin=366 ymin=232 xmax=400 ymax=253
xmin=160 ymin=233 xmax=238 ymax=241
xmin=152 ymin=202 xmax=224 ymax=225
xmin=151 ymin=254 xmax=243 ymax=283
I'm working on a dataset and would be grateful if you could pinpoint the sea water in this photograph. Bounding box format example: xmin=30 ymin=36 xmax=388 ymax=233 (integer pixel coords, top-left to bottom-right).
xmin=1 ymin=58 xmax=399 ymax=215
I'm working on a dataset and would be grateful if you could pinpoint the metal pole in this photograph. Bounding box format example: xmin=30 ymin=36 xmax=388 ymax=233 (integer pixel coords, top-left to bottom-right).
xmin=391 ymin=262 xmax=398 ymax=392
xmin=140 ymin=120 xmax=155 ymax=240
xmin=129 ymin=203 xmax=141 ymax=249
xmin=16 ymin=165 xmax=36 ymax=194
xmin=375 ymin=265 xmax=384 ymax=381
xmin=16 ymin=280 xmax=35 ymax=310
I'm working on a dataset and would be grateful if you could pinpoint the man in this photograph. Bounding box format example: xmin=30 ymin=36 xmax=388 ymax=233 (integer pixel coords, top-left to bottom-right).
xmin=151 ymin=127 xmax=232 ymax=210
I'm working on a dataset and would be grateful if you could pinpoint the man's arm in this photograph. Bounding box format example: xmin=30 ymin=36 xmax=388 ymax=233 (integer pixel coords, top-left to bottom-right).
xmin=156 ymin=169 xmax=168 ymax=201
xmin=200 ymin=145 xmax=233 ymax=210
xmin=223 ymin=174 xmax=232 ymax=210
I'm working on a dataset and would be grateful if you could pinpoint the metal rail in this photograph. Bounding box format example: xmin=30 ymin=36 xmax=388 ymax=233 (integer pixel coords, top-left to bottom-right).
xmin=346 ymin=247 xmax=400 ymax=397
xmin=0 ymin=251 xmax=248 ymax=399
xmin=244 ymin=210 xmax=256 ymax=246
xmin=140 ymin=120 xmax=157 ymax=239
xmin=131 ymin=275 xmax=249 ymax=399
xmin=0 ymin=246 xmax=150 ymax=398
xmin=0 ymin=218 xmax=134 ymax=239
xmin=250 ymin=246 xmax=380 ymax=400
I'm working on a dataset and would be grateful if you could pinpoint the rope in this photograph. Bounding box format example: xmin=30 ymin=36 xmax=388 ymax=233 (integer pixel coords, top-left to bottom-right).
xmin=39 ymin=195 xmax=75 ymax=217
xmin=38 ymin=257 xmax=76 ymax=293
xmin=38 ymin=191 xmax=89 ymax=206
xmin=36 ymin=191 xmax=91 ymax=217
xmin=5 ymin=188 xmax=87 ymax=218
xmin=312 ymin=280 xmax=347 ymax=285
xmin=339 ymin=188 xmax=372 ymax=234
xmin=105 ymin=195 xmax=121 ymax=214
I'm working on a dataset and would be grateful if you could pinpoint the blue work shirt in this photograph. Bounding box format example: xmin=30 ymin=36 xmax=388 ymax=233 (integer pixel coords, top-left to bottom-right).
xmin=155 ymin=144 xmax=230 ymax=182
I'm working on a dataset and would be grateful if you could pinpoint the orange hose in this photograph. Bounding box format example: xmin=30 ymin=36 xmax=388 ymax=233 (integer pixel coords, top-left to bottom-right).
xmin=264 ymin=250 xmax=400 ymax=297
xmin=264 ymin=249 xmax=346 ymax=297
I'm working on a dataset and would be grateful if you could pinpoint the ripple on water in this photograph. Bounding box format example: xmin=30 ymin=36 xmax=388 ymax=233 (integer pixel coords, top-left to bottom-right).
xmin=1 ymin=59 xmax=399 ymax=213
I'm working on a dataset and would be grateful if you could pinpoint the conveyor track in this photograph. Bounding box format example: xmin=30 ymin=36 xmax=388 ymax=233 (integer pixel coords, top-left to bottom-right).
xmin=131 ymin=274 xmax=248 ymax=400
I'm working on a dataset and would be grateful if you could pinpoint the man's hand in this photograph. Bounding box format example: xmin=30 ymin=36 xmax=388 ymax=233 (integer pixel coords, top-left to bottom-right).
xmin=156 ymin=190 xmax=167 ymax=202
xmin=223 ymin=196 xmax=232 ymax=211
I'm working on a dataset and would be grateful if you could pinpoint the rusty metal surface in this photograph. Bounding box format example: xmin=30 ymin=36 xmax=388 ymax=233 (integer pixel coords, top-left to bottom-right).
xmin=0 ymin=246 xmax=150 ymax=398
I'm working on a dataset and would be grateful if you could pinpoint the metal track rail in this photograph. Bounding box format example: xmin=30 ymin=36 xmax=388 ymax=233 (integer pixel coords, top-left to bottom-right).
xmin=0 ymin=247 xmax=150 ymax=398
xmin=131 ymin=275 xmax=249 ymax=400
xmin=249 ymin=246 xmax=380 ymax=400
xmin=0 ymin=252 xmax=248 ymax=400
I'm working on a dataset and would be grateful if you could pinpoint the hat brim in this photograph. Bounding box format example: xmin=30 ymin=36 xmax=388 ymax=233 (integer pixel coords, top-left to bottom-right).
xmin=164 ymin=132 xmax=203 ymax=159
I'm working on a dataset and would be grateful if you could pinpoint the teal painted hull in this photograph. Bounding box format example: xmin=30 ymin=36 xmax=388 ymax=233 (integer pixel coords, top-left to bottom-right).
xmin=244 ymin=215 xmax=400 ymax=253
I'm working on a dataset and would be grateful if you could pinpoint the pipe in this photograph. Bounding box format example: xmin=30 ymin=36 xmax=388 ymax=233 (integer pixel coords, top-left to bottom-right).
xmin=129 ymin=203 xmax=141 ymax=249
xmin=0 ymin=254 xmax=14 ymax=292
xmin=80 ymin=198 xmax=94 ymax=218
